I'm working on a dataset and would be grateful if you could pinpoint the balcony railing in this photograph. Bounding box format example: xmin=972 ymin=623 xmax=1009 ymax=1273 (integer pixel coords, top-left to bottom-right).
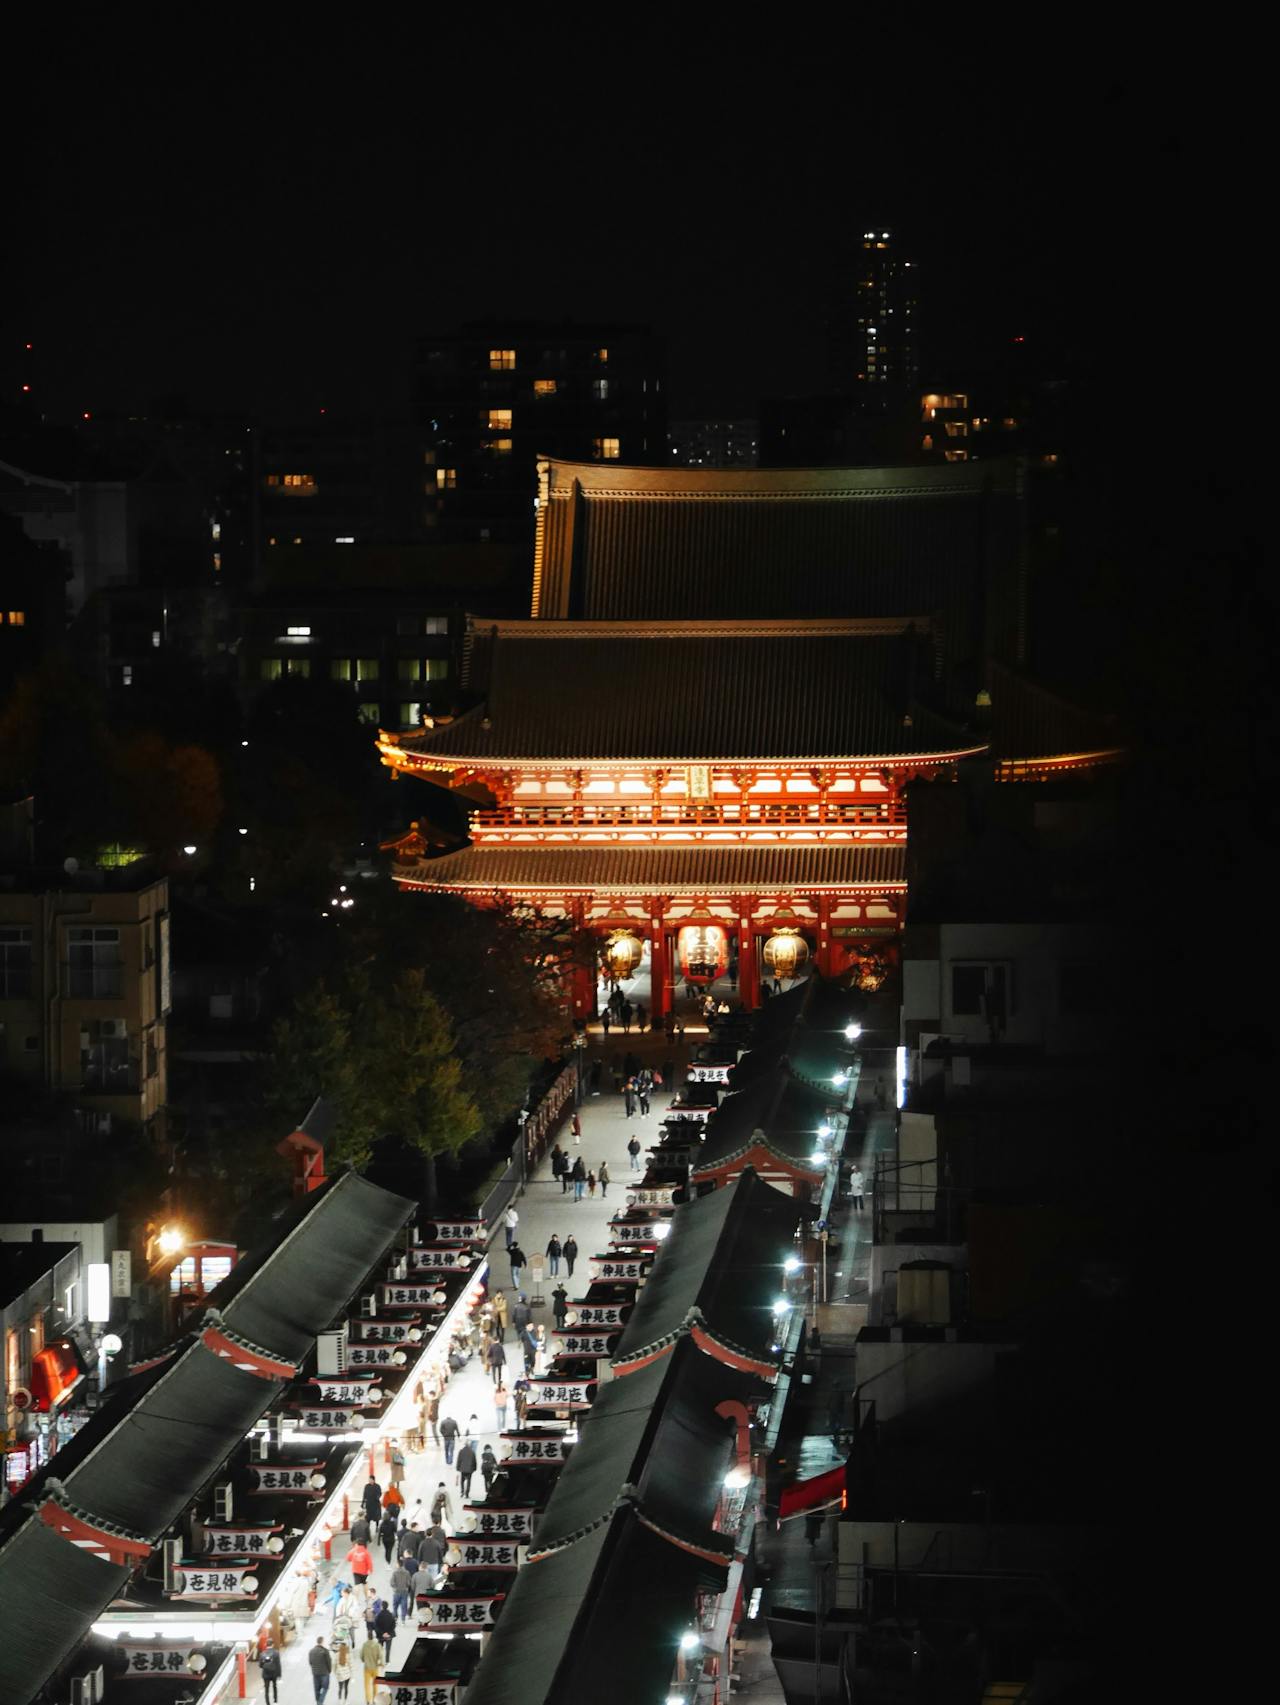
xmin=472 ymin=800 xmax=905 ymax=830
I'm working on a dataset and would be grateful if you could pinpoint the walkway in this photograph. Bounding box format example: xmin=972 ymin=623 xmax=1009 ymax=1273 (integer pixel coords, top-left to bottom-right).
xmin=244 ymin=1032 xmax=693 ymax=1702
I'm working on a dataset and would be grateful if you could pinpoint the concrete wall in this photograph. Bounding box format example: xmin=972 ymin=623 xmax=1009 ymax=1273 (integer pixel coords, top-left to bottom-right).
xmin=836 ymin=1519 xmax=1090 ymax=1610
xmin=853 ymin=1335 xmax=1001 ymax=1428
xmin=0 ymin=1217 xmax=118 ymax=1269
xmin=868 ymin=1243 xmax=966 ymax=1326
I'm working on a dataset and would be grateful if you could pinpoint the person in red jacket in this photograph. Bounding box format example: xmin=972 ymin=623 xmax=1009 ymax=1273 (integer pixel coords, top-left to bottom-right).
xmin=345 ymin=1540 xmax=373 ymax=1588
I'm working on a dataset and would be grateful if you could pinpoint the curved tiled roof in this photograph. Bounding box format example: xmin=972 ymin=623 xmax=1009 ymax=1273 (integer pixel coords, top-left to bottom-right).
xmin=392 ymin=841 xmax=905 ymax=894
xmin=393 ymin=621 xmax=977 ymax=766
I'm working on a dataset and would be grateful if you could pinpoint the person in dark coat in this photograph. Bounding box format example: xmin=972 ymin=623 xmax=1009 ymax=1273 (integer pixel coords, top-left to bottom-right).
xmin=377 ymin=1510 xmax=400 ymax=1564
xmin=553 ymin=1146 xmax=570 ymax=1192
xmin=508 ymin=1242 xmax=527 ymax=1285
xmin=621 ymin=999 xmax=633 ymax=1032
xmin=552 ymin=1284 xmax=569 ymax=1327
xmin=308 ymin=1637 xmax=332 ymax=1702
xmin=563 ymin=1235 xmax=579 ymax=1277
xmin=520 ymin=1323 xmax=538 ymax=1374
xmin=511 ymin=1293 xmax=532 ymax=1335
xmin=259 ymin=1640 xmax=282 ymax=1703
xmin=480 ymin=1442 xmax=498 ymax=1495
xmin=546 ymin=1234 xmax=562 ymax=1275
xmin=439 ymin=1413 xmax=459 ymax=1465
xmin=486 ymin=1337 xmax=507 ymax=1384
xmin=457 ymin=1439 xmax=478 ymax=1498
xmin=623 ymin=1077 xmax=636 ymax=1117
xmin=571 ymin=1158 xmax=587 ymax=1201
xmin=360 ymin=1479 xmax=382 ymax=1524
xmin=373 ymin=1601 xmax=397 ymax=1660
xmin=600 ymin=1004 xmax=611 ymax=1035
xmin=349 ymin=1513 xmax=370 ymax=1545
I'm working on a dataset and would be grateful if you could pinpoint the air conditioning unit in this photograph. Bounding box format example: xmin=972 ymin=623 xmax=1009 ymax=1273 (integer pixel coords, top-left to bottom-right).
xmin=317 ymin=1327 xmax=347 ymax=1376
xmin=389 ymin=1257 xmax=408 ymax=1282
xmin=213 ymin=1482 xmax=233 ymax=1522
xmin=250 ymin=1429 xmax=271 ymax=1461
xmin=162 ymin=1537 xmax=184 ymax=1592
xmin=360 ymin=1295 xmax=377 ymax=1318
xmin=80 ymin=1027 xmax=91 ymax=1049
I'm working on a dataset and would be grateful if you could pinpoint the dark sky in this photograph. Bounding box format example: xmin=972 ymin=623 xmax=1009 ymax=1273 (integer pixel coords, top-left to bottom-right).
xmin=6 ymin=25 xmax=1190 ymax=423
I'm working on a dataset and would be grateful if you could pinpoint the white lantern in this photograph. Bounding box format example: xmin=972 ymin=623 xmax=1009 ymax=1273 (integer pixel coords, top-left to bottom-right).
xmin=309 ymin=1472 xmax=326 ymax=1491
xmin=392 ymin=1350 xmax=408 ymax=1367
xmin=268 ymin=1535 xmax=285 ymax=1554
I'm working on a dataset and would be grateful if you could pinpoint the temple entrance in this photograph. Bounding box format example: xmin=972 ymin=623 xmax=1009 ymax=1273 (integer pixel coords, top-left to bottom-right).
xmin=596 ymin=938 xmax=653 ymax=1024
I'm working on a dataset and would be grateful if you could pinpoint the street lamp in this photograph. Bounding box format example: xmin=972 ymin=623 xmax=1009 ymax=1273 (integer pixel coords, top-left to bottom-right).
xmin=844 ymin=1022 xmax=862 ymax=1041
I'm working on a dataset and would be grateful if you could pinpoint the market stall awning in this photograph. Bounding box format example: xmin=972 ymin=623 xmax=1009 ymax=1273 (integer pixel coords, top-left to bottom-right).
xmin=778 ymin=1463 xmax=848 ymax=1523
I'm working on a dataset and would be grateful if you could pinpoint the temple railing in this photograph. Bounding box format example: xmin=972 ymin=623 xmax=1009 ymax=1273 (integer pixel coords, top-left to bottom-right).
xmin=471 ymin=800 xmax=906 ymax=830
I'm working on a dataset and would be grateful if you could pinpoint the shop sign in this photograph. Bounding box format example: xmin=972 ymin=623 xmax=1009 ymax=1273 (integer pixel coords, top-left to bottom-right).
xmin=553 ymin=1333 xmax=613 ymax=1356
xmin=527 ymin=1379 xmax=595 ymax=1410
xmin=626 ymin=1185 xmax=676 ymax=1207
xmin=117 ymin=1643 xmax=203 ymax=1676
xmin=247 ymin=1464 xmax=322 ymax=1493
xmin=465 ymin=1505 xmax=534 ymax=1536
xmin=201 ymin=1525 xmax=281 ymax=1555
xmin=687 ymin=1063 xmax=731 ymax=1084
xmin=664 ymin=1103 xmax=712 ymax=1122
xmin=611 ymin=1222 xmax=660 ymax=1244
xmin=310 ymin=1379 xmax=381 ymax=1406
xmin=111 ymin=1249 xmax=134 ymax=1297
xmin=351 ymin=1319 xmax=418 ymax=1342
xmin=170 ymin=1564 xmax=259 ymax=1598
xmin=447 ymin=1537 xmax=525 ymax=1568
xmin=381 ymin=1685 xmax=457 ymax=1705
xmin=383 ymin=1283 xmax=447 ymax=1309
xmin=345 ymin=1343 xmax=403 ymax=1368
xmin=410 ymin=1247 xmax=475 ymax=1272
xmin=420 ymin=1219 xmax=485 ymax=1244
xmin=572 ymin=1304 xmax=624 ymax=1327
xmin=417 ymin=1596 xmax=503 ymax=1629
xmin=499 ymin=1432 xmax=570 ymax=1461
xmin=591 ymin=1256 xmax=649 ymax=1280
xmin=291 ymin=1407 xmax=362 ymax=1431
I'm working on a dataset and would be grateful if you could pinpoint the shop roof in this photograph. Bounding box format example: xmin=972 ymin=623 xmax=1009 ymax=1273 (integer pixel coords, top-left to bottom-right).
xmin=392 ymin=840 xmax=905 ymax=896
xmin=694 ymin=1069 xmax=832 ymax=1174
xmin=0 ymin=1520 xmax=132 ymax=1705
xmin=389 ymin=619 xmax=976 ymax=766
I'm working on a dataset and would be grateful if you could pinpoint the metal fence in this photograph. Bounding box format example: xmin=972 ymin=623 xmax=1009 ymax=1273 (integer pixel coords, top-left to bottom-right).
xmin=478 ymin=1061 xmax=578 ymax=1233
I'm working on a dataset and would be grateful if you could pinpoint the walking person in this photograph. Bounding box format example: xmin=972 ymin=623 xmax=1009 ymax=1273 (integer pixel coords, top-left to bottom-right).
xmin=600 ymin=1004 xmax=611 ymax=1036
xmin=382 ymin=1482 xmax=404 ymax=1520
xmin=563 ymin=1235 xmax=579 ymax=1279
xmin=457 ymin=1439 xmax=477 ymax=1498
xmin=308 ymin=1637 xmax=333 ymax=1704
xmin=628 ymin=1134 xmax=642 ymax=1171
xmin=599 ymin=1160 xmax=610 ymax=1197
xmin=636 ymin=1002 xmax=647 ymax=1032
xmin=378 ymin=1509 xmax=399 ymax=1565
xmin=333 ymin=1641 xmax=354 ymax=1702
xmin=492 ymin=1289 xmax=510 ymax=1340
xmin=494 ymin=1380 xmax=509 ymax=1431
xmin=361 ymin=1477 xmax=382 ymax=1526
xmin=623 ymin=1077 xmax=636 ymax=1118
xmin=374 ymin=1600 xmax=396 ymax=1662
xmin=345 ymin=1539 xmax=373 ymax=1591
xmin=481 ymin=1442 xmax=498 ymax=1495
xmin=508 ymin=1241 xmax=527 ymax=1286
xmin=546 ymin=1234 xmax=562 ymax=1276
xmin=587 ymin=1168 xmax=598 ymax=1198
xmin=349 ymin=1511 xmax=370 ymax=1546
xmin=486 ymin=1336 xmax=507 ymax=1384
xmin=503 ymin=1204 xmax=519 ymax=1249
xmin=552 ymin=1145 xmax=569 ymax=1191
xmin=849 ymin=1166 xmax=865 ymax=1211
xmin=514 ymin=1377 xmax=531 ymax=1426
xmin=439 ymin=1412 xmax=459 ymax=1465
xmin=259 ymin=1639 xmax=282 ymax=1704
xmin=430 ymin=1481 xmax=454 ymax=1530
xmin=359 ymin=1632 xmax=382 ymax=1703
xmin=621 ymin=998 xmax=633 ymax=1033
xmin=390 ymin=1560 xmax=414 ymax=1624
xmin=636 ymin=1071 xmax=651 ymax=1117
xmin=571 ymin=1158 xmax=586 ymax=1201
xmin=424 ymin=1387 xmax=440 ymax=1446
xmin=511 ymin=1292 xmax=532 ymax=1337
xmin=417 ymin=1528 xmax=445 ymax=1588
xmin=389 ymin=1439 xmax=406 ymax=1487
xmin=520 ymin=1322 xmax=538 ymax=1374
xmin=552 ymin=1284 xmax=569 ymax=1328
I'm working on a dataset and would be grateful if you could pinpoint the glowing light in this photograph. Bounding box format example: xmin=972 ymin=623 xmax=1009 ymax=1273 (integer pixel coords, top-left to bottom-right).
xmin=832 ymin=1071 xmax=849 ymax=1088
xmin=844 ymin=1023 xmax=862 ymax=1041
xmin=896 ymin=1044 xmax=908 ymax=1109
xmin=182 ymin=845 xmax=197 ymax=856
xmin=723 ymin=1465 xmax=751 ymax=1489
xmin=238 ymin=827 xmax=248 ymax=835
xmin=680 ymin=1631 xmax=701 ymax=1651
xmin=100 ymin=1333 xmax=123 ymax=1356
xmin=818 ymin=1124 xmax=833 ymax=1139
xmin=157 ymin=1227 xmax=185 ymax=1257
xmin=810 ymin=1151 xmax=827 ymax=1167
xmin=772 ymin=1298 xmax=790 ymax=1315
xmin=652 ymin=1221 xmax=672 ymax=1241
xmin=783 ymin=1255 xmax=802 ymax=1274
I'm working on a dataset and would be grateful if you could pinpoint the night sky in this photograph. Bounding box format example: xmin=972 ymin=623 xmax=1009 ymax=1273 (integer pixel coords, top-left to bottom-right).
xmin=6 ymin=26 xmax=1193 ymax=424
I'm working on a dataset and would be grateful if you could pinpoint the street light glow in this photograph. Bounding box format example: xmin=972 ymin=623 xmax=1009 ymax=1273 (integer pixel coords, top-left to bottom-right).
xmin=652 ymin=1221 xmax=672 ymax=1241
xmin=157 ymin=1226 xmax=185 ymax=1257
xmin=844 ymin=1023 xmax=862 ymax=1041
xmin=833 ymin=1070 xmax=848 ymax=1087
xmin=772 ymin=1298 xmax=790 ymax=1315
xmin=783 ymin=1254 xmax=802 ymax=1273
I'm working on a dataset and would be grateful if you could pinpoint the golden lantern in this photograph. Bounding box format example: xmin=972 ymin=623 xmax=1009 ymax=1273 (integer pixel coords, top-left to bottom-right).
xmin=763 ymin=928 xmax=810 ymax=981
xmin=601 ymin=931 xmax=644 ymax=983
xmin=677 ymin=923 xmax=728 ymax=985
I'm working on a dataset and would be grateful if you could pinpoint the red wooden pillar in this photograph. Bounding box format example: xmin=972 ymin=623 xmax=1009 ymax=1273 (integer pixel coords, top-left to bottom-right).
xmin=815 ymin=895 xmax=834 ymax=978
xmin=737 ymin=901 xmax=760 ymax=1009
xmin=650 ymin=922 xmax=671 ymax=1019
xmin=571 ymin=949 xmax=594 ymax=1020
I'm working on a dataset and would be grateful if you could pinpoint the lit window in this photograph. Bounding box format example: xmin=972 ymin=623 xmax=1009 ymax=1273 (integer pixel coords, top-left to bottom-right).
xmin=943 ymin=449 xmax=968 ymax=462
xmin=355 ymin=658 xmax=379 ymax=682
xmin=260 ymin=657 xmax=282 ymax=681
xmin=487 ymin=408 xmax=513 ymax=430
xmin=595 ymin=437 xmax=621 ymax=460
xmin=921 ymin=434 xmax=934 ymax=451
xmin=212 ymin=552 xmax=222 ymax=572
xmin=278 ymin=474 xmax=317 ymax=492
xmin=944 ymin=421 xmax=968 ymax=439
xmin=423 ymin=658 xmax=448 ymax=681
xmin=330 ymin=658 xmax=352 ymax=681
xmin=286 ymin=625 xmax=312 ymax=637
xmin=6 ymin=611 xmax=25 ymax=626
xmin=356 ymin=702 xmax=380 ymax=724
xmin=210 ymin=521 xmax=221 ymax=540
xmin=1002 ymin=417 xmax=1019 ymax=430
xmin=436 ymin=467 xmax=457 ymax=489
xmin=596 ymin=348 xmax=608 ymax=364
xmin=533 ymin=379 xmax=557 ymax=396
xmin=593 ymin=378 xmax=610 ymax=400
xmin=424 ymin=616 xmax=448 ymax=635
xmin=489 ymin=348 xmax=516 ymax=370
xmin=489 ymin=438 xmax=513 ymax=455
xmin=397 ymin=658 xmax=422 ymax=682
xmin=399 ymin=701 xmax=423 ymax=727
xmin=284 ymin=657 xmax=311 ymax=677
xmin=1041 ymin=452 xmax=1061 ymax=466
xmin=121 ymin=664 xmax=133 ymax=686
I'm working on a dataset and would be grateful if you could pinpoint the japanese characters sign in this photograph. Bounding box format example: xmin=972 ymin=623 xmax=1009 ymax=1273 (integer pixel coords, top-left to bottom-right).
xmin=383 ymin=1283 xmax=448 ymax=1310
xmin=381 ymin=1685 xmax=457 ymax=1705
xmin=627 ymin=1185 xmax=677 ymax=1208
xmin=420 ymin=1218 xmax=485 ymax=1244
xmin=118 ymin=1644 xmax=204 ymax=1676
xmin=447 ymin=1537 xmax=525 ymax=1568
xmin=591 ymin=1255 xmax=650 ymax=1280
xmin=687 ymin=1063 xmax=731 ymax=1083
xmin=311 ymin=1378 xmax=382 ymax=1406
xmin=351 ymin=1319 xmax=419 ymax=1342
xmin=345 ymin=1342 xmax=403 ymax=1368
xmin=464 ymin=1504 xmax=534 ymax=1535
xmin=171 ymin=1564 xmax=259 ymax=1598
xmin=528 ymin=1378 xmax=595 ymax=1410
xmin=290 ymin=1407 xmax=362 ymax=1431
xmin=499 ymin=1432 xmax=571 ymax=1461
xmin=553 ymin=1332 xmax=614 ymax=1356
xmin=664 ymin=1103 xmax=713 ymax=1121
xmin=611 ymin=1222 xmax=661 ymax=1244
xmin=571 ymin=1303 xmax=624 ymax=1327
xmin=247 ymin=1465 xmax=321 ymax=1494
xmin=417 ymin=1595 xmax=503 ymax=1629
xmin=410 ymin=1246 xmax=475 ymax=1272
xmin=201 ymin=1525 xmax=281 ymax=1556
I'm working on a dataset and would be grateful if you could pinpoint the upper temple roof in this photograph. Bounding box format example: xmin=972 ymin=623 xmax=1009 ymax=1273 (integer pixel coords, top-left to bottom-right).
xmin=531 ymin=456 xmax=1024 ymax=671
xmin=384 ymin=618 xmax=983 ymax=767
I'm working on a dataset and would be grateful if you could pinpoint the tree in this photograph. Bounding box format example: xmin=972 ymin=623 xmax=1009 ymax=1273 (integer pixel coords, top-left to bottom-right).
xmin=264 ymin=980 xmax=381 ymax=1169
xmin=377 ymin=969 xmax=482 ymax=1193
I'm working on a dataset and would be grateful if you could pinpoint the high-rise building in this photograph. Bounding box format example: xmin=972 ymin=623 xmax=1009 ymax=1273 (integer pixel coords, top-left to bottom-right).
xmin=854 ymin=228 xmax=920 ymax=397
xmin=417 ymin=321 xmax=665 ymax=549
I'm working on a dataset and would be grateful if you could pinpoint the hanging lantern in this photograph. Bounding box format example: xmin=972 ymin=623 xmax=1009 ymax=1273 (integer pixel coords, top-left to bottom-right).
xmin=677 ymin=923 xmax=728 ymax=985
xmin=601 ymin=931 xmax=644 ymax=983
xmin=762 ymin=928 xmax=810 ymax=981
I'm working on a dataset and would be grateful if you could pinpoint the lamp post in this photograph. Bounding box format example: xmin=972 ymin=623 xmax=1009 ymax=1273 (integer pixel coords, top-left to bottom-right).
xmin=571 ymin=1029 xmax=588 ymax=1107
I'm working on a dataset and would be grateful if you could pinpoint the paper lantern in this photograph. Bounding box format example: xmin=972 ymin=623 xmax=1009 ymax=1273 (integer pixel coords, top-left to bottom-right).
xmin=678 ymin=924 xmax=728 ymax=985
xmin=602 ymin=931 xmax=644 ymax=982
xmin=762 ymin=928 xmax=810 ymax=981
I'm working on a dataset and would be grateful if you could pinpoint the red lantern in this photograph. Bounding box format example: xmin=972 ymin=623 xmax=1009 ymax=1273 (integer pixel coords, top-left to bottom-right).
xmin=677 ymin=924 xmax=728 ymax=985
